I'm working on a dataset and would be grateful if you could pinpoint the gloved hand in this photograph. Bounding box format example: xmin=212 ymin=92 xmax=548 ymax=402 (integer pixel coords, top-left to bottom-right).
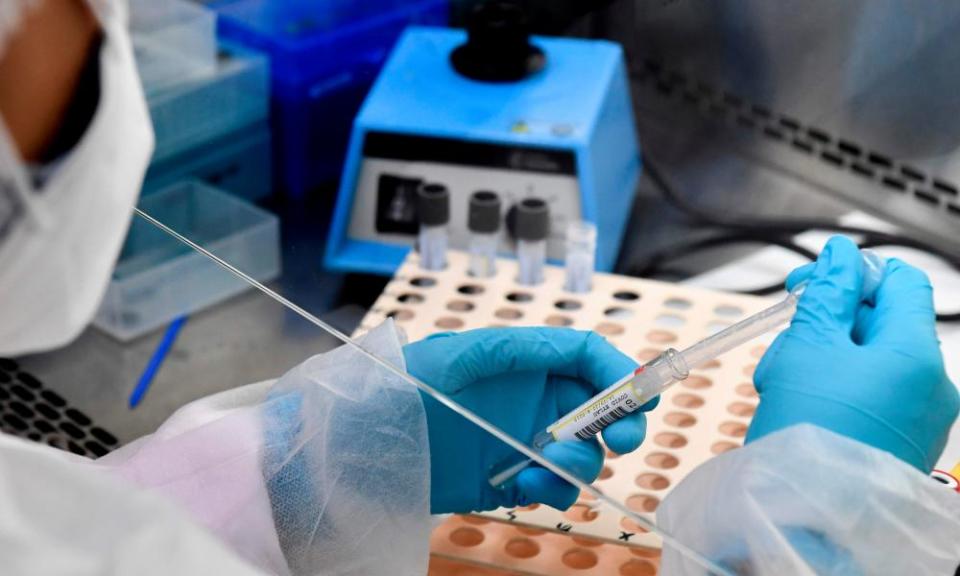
xmin=403 ymin=327 xmax=657 ymax=514
xmin=747 ymin=235 xmax=959 ymax=471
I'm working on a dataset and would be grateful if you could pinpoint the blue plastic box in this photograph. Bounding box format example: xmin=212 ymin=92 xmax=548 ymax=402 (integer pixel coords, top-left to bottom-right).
xmin=211 ymin=0 xmax=449 ymax=197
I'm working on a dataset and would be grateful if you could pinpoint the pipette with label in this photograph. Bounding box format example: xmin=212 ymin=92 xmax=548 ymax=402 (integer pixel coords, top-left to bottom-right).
xmin=489 ymin=251 xmax=885 ymax=487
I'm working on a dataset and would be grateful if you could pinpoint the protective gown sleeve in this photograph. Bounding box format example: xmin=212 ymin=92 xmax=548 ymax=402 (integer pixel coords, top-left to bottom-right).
xmin=657 ymin=424 xmax=960 ymax=575
xmin=97 ymin=320 xmax=433 ymax=576
xmin=0 ymin=433 xmax=266 ymax=576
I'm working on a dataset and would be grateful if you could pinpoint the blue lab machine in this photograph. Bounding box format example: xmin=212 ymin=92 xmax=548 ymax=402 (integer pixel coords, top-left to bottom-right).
xmin=325 ymin=18 xmax=641 ymax=275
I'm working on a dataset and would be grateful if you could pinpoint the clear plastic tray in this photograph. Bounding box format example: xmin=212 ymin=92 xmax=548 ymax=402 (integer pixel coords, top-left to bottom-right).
xmin=144 ymin=121 xmax=272 ymax=202
xmin=148 ymin=47 xmax=269 ymax=163
xmin=94 ymin=180 xmax=281 ymax=341
xmin=130 ymin=0 xmax=218 ymax=94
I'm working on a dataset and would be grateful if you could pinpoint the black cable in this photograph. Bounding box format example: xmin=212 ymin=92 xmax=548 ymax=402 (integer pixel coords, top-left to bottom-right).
xmin=634 ymin=156 xmax=960 ymax=322
xmin=857 ymin=237 xmax=960 ymax=322
xmin=630 ymin=231 xmax=818 ymax=296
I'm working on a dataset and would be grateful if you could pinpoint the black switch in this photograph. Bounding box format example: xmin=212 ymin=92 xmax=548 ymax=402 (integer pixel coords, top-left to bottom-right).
xmin=376 ymin=174 xmax=423 ymax=235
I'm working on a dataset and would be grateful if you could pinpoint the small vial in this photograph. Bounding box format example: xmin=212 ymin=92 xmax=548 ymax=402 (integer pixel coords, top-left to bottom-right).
xmin=564 ymin=221 xmax=597 ymax=293
xmin=417 ymin=183 xmax=449 ymax=271
xmin=515 ymin=198 xmax=549 ymax=285
xmin=468 ymin=191 xmax=502 ymax=277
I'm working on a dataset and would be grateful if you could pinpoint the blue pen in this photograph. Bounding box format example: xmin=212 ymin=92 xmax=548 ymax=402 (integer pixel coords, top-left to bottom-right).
xmin=130 ymin=315 xmax=188 ymax=409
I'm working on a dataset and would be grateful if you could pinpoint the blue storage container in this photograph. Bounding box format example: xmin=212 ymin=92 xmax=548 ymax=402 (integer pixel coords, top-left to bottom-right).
xmin=211 ymin=0 xmax=449 ymax=197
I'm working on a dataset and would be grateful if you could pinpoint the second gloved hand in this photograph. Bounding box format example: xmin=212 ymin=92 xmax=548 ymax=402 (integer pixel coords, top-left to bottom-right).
xmin=403 ymin=327 xmax=656 ymax=515
xmin=747 ymin=236 xmax=959 ymax=471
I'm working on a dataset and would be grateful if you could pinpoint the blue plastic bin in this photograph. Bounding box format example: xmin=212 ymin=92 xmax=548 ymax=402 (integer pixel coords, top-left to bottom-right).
xmin=211 ymin=0 xmax=449 ymax=197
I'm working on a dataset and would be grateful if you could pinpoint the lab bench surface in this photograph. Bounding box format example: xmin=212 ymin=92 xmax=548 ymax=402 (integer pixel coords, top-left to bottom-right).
xmin=13 ymin=286 xmax=343 ymax=445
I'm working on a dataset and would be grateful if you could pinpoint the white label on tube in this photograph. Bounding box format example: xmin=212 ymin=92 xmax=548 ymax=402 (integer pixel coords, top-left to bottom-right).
xmin=547 ymin=369 xmax=645 ymax=442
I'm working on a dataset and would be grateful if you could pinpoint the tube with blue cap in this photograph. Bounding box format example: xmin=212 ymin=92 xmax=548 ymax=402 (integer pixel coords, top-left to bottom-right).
xmin=489 ymin=250 xmax=887 ymax=487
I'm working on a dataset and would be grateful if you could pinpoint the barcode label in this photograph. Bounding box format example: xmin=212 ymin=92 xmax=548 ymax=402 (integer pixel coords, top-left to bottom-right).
xmin=548 ymin=370 xmax=645 ymax=443
xmin=574 ymin=407 xmax=628 ymax=440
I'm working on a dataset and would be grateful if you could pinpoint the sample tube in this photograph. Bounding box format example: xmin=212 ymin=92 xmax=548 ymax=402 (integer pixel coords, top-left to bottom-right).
xmin=417 ymin=183 xmax=449 ymax=271
xmin=468 ymin=191 xmax=502 ymax=277
xmin=515 ymin=198 xmax=549 ymax=285
xmin=564 ymin=221 xmax=597 ymax=293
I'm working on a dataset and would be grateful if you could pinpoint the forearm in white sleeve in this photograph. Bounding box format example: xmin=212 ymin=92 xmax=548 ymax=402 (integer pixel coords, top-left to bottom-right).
xmin=657 ymin=424 xmax=960 ymax=575
xmin=98 ymin=320 xmax=433 ymax=576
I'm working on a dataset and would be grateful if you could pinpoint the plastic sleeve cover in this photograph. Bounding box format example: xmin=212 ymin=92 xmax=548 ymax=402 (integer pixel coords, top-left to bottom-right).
xmin=263 ymin=320 xmax=431 ymax=575
xmin=100 ymin=320 xmax=432 ymax=576
xmin=0 ymin=433 xmax=266 ymax=575
xmin=658 ymin=424 xmax=960 ymax=575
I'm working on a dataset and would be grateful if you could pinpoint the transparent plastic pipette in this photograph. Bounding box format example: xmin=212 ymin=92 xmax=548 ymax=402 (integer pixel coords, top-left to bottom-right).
xmin=489 ymin=251 xmax=885 ymax=486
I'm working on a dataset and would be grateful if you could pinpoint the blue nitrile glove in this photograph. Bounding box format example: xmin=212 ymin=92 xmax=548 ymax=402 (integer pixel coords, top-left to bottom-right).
xmin=746 ymin=235 xmax=959 ymax=471
xmin=403 ymin=327 xmax=658 ymax=514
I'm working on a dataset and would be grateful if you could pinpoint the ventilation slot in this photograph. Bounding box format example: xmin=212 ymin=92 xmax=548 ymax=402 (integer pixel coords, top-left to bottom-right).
xmin=635 ymin=57 xmax=960 ymax=217
xmin=0 ymin=358 xmax=119 ymax=458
